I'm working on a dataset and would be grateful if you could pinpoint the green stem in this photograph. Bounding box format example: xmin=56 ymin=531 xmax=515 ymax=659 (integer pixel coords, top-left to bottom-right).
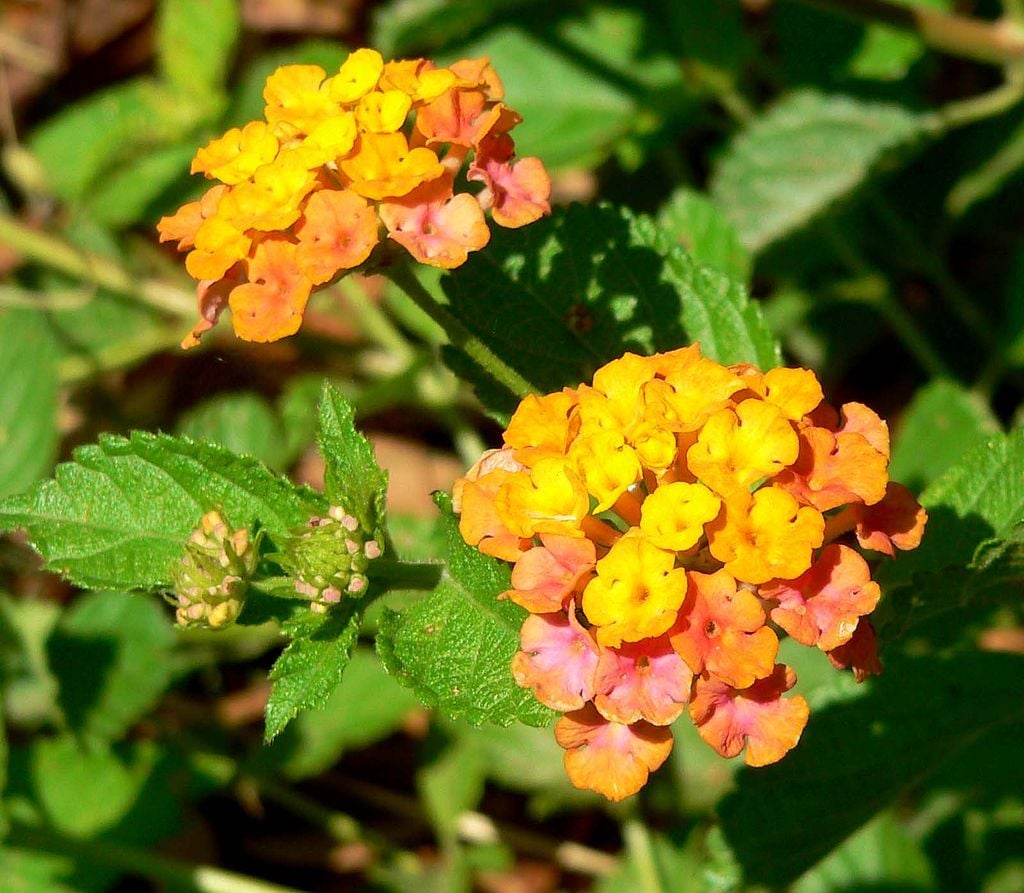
xmin=8 ymin=821 xmax=304 ymax=893
xmin=924 ymin=64 xmax=1024 ymax=134
xmin=336 ymin=276 xmax=416 ymax=366
xmin=0 ymin=211 xmax=196 ymax=318
xmin=868 ymin=195 xmax=995 ymax=348
xmin=792 ymin=0 xmax=1024 ymax=66
xmin=368 ymin=558 xmax=442 ymax=591
xmin=58 ymin=323 xmax=191 ymax=384
xmin=384 ymin=262 xmax=538 ymax=400
xmin=622 ymin=817 xmax=664 ymax=893
xmin=824 ymin=230 xmax=954 ymax=379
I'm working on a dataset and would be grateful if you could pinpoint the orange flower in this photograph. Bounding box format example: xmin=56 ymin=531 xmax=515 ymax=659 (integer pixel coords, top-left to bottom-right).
xmin=295 ymin=189 xmax=379 ymax=284
xmin=505 ymin=534 xmax=595 ymax=613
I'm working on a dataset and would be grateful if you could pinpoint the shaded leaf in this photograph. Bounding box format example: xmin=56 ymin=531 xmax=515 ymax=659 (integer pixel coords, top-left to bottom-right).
xmin=377 ymin=493 xmax=555 ymax=727
xmin=373 ymin=0 xmax=534 ymax=56
xmin=264 ymin=604 xmax=362 ymax=742
xmin=46 ymin=591 xmax=175 ymax=744
xmin=711 ymin=90 xmax=922 ymax=252
xmin=793 ymin=811 xmax=934 ymax=892
xmin=84 ymin=143 xmax=195 ymax=230
xmin=0 ymin=309 xmax=59 ymax=499
xmin=718 ymin=651 xmax=1024 ymax=885
xmin=443 ymin=203 xmax=779 ymax=415
xmin=0 ymin=432 xmax=322 ymax=590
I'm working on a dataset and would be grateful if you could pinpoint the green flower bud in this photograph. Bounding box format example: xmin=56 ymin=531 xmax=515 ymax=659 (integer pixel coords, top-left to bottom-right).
xmin=169 ymin=510 xmax=259 ymax=629
xmin=283 ymin=506 xmax=383 ymax=612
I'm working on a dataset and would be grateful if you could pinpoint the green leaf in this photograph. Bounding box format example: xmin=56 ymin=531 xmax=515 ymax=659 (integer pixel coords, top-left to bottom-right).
xmin=177 ymin=392 xmax=287 ymax=471
xmin=261 ymin=647 xmax=420 ymax=779
xmin=84 ymin=142 xmax=195 ymax=230
xmin=883 ymin=428 xmax=1024 ymax=586
xmin=28 ymin=79 xmax=204 ymax=202
xmin=443 ymin=203 xmax=779 ymax=414
xmin=317 ymin=383 xmax=389 ymax=537
xmin=373 ymin=0 xmax=533 ymax=56
xmin=263 ymin=603 xmax=362 ymax=742
xmin=889 ymin=379 xmax=1001 ymax=491
xmin=30 ymin=736 xmax=160 ymax=837
xmin=711 ymin=90 xmax=922 ymax=252
xmin=155 ymin=0 xmax=240 ymax=97
xmin=667 ymin=0 xmax=750 ymax=76
xmin=377 ymin=492 xmax=555 ymax=727
xmin=46 ymin=591 xmax=175 ymax=744
xmin=847 ymin=0 xmax=951 ymax=82
xmin=656 ymin=187 xmax=751 ymax=283
xmin=0 ymin=432 xmax=322 ymax=590
xmin=718 ymin=650 xmax=1024 ymax=886
xmin=793 ymin=811 xmax=934 ymax=892
xmin=0 ymin=309 xmax=59 ymax=499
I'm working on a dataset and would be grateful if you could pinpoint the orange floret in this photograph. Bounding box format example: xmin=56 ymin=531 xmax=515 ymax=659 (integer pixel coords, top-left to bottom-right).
xmin=295 ymin=189 xmax=380 ymax=284
xmin=669 ymin=569 xmax=778 ymax=689
xmin=706 ymin=488 xmax=825 ymax=585
xmin=555 ymin=703 xmax=674 ymax=802
xmin=689 ymin=665 xmax=809 ymax=767
xmin=228 ymin=237 xmax=313 ymax=342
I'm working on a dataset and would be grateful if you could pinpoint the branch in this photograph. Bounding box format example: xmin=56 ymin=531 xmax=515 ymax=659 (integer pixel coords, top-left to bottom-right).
xmin=792 ymin=0 xmax=1024 ymax=66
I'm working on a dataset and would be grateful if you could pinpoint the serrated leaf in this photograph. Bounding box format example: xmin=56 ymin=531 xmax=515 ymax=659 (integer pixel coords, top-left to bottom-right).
xmin=260 ymin=647 xmax=420 ymax=779
xmin=443 ymin=203 xmax=779 ymax=414
xmin=156 ymin=0 xmax=239 ymax=97
xmin=46 ymin=591 xmax=175 ymax=743
xmin=264 ymin=603 xmax=362 ymax=741
xmin=0 ymin=309 xmax=59 ymax=499
xmin=0 ymin=432 xmax=321 ymax=590
xmin=883 ymin=428 xmax=1024 ymax=587
xmin=889 ymin=379 xmax=1000 ymax=490
xmin=880 ymin=533 xmax=1024 ymax=641
xmin=177 ymin=392 xmax=286 ymax=470
xmin=718 ymin=651 xmax=1024 ymax=885
xmin=376 ymin=493 xmax=555 ymax=728
xmin=317 ymin=383 xmax=389 ymax=537
xmin=711 ymin=90 xmax=922 ymax=252
xmin=656 ymin=187 xmax=751 ymax=283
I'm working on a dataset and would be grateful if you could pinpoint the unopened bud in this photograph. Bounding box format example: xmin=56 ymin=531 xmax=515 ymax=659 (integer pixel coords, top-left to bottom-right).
xmin=282 ymin=505 xmax=383 ymax=611
xmin=169 ymin=510 xmax=260 ymax=629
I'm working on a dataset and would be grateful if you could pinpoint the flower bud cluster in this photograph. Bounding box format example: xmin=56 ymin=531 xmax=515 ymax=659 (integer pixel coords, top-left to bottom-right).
xmin=157 ymin=48 xmax=551 ymax=348
xmin=282 ymin=506 xmax=383 ymax=613
xmin=170 ymin=510 xmax=259 ymax=629
xmin=454 ymin=345 xmax=927 ymax=800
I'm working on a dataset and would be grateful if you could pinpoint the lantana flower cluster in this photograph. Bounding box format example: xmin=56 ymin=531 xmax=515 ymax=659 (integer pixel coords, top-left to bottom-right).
xmin=158 ymin=49 xmax=551 ymax=347
xmin=454 ymin=345 xmax=927 ymax=801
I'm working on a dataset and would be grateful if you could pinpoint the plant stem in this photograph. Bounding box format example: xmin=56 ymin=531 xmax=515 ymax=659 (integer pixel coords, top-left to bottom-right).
xmin=824 ymin=230 xmax=955 ymax=380
xmin=924 ymin=64 xmax=1024 ymax=134
xmin=368 ymin=558 xmax=442 ymax=591
xmin=384 ymin=261 xmax=538 ymax=400
xmin=622 ymin=817 xmax=664 ymax=893
xmin=792 ymin=0 xmax=1024 ymax=66
xmin=58 ymin=323 xmax=191 ymax=384
xmin=8 ymin=821 xmax=304 ymax=893
xmin=0 ymin=211 xmax=196 ymax=318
